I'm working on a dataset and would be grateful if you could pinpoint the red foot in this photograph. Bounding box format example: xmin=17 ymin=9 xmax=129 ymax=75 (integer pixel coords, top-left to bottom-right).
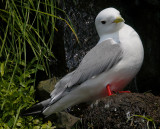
xmin=117 ymin=91 xmax=131 ymax=93
xmin=106 ymin=84 xmax=113 ymax=96
xmin=106 ymin=84 xmax=131 ymax=96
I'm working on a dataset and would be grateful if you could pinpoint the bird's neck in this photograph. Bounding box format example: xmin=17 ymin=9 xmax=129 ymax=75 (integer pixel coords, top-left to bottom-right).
xmin=98 ymin=23 xmax=126 ymax=44
xmin=98 ymin=31 xmax=120 ymax=44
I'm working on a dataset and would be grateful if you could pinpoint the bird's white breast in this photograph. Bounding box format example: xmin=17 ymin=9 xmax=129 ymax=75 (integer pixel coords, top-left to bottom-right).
xmin=110 ymin=24 xmax=143 ymax=91
xmin=119 ymin=24 xmax=144 ymax=69
xmin=97 ymin=24 xmax=144 ymax=93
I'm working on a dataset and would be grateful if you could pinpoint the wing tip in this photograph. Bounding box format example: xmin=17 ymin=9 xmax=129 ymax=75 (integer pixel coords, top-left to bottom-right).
xmin=21 ymin=104 xmax=44 ymax=116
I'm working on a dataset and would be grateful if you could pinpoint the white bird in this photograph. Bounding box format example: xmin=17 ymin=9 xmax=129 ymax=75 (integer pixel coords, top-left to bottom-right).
xmin=23 ymin=7 xmax=144 ymax=117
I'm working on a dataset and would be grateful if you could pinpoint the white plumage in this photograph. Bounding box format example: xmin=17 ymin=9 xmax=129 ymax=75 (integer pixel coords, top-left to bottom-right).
xmin=24 ymin=7 xmax=144 ymax=117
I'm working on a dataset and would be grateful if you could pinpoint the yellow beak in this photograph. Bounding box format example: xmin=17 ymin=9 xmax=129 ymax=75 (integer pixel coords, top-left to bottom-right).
xmin=113 ymin=17 xmax=124 ymax=23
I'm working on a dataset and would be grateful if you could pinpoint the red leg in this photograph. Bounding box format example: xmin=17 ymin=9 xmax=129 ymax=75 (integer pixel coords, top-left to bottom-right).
xmin=106 ymin=84 xmax=113 ymax=96
xmin=106 ymin=84 xmax=131 ymax=96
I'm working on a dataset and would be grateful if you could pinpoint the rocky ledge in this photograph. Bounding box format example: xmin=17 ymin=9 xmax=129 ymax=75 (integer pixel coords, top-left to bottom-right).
xmin=38 ymin=80 xmax=160 ymax=129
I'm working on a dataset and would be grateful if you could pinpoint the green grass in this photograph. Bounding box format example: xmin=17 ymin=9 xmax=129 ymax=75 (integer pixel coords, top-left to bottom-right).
xmin=0 ymin=0 xmax=78 ymax=128
xmin=128 ymin=115 xmax=156 ymax=129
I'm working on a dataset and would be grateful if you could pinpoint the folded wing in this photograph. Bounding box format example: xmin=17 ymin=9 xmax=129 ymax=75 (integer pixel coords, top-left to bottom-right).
xmin=49 ymin=39 xmax=123 ymax=105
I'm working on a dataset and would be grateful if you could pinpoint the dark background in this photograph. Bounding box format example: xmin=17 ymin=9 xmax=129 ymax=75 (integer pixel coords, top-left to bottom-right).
xmin=50 ymin=0 xmax=160 ymax=95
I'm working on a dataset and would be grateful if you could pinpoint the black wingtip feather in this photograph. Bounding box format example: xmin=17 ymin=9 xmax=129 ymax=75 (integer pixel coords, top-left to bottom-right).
xmin=21 ymin=104 xmax=44 ymax=116
xmin=21 ymin=99 xmax=51 ymax=117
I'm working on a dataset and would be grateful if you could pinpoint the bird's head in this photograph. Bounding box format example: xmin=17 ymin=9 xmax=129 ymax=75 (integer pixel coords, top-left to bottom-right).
xmin=95 ymin=7 xmax=125 ymax=37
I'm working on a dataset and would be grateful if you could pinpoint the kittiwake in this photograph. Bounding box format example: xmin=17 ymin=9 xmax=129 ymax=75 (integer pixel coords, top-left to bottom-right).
xmin=23 ymin=7 xmax=144 ymax=117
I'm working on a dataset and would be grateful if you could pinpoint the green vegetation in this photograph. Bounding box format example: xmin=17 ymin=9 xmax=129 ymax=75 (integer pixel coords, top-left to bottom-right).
xmin=128 ymin=115 xmax=156 ymax=129
xmin=0 ymin=0 xmax=77 ymax=128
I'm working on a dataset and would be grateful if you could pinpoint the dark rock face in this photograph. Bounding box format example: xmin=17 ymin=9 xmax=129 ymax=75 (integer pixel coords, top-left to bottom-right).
xmin=63 ymin=1 xmax=99 ymax=71
xmin=52 ymin=0 xmax=160 ymax=95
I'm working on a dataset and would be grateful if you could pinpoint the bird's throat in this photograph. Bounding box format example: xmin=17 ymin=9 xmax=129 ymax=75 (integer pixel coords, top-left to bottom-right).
xmin=98 ymin=32 xmax=120 ymax=44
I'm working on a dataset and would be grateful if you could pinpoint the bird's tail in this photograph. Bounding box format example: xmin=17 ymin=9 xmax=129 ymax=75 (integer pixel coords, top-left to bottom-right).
xmin=21 ymin=98 xmax=51 ymax=116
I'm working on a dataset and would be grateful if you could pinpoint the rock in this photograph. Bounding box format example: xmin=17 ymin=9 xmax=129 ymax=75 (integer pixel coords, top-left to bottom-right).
xmin=37 ymin=78 xmax=160 ymax=128
xmin=80 ymin=93 xmax=160 ymax=129
xmin=46 ymin=111 xmax=80 ymax=129
xmin=37 ymin=77 xmax=59 ymax=99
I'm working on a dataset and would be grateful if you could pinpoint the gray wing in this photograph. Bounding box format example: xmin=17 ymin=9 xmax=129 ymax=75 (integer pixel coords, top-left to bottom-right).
xmin=49 ymin=39 xmax=123 ymax=105
xmin=50 ymin=71 xmax=75 ymax=97
xmin=67 ymin=39 xmax=123 ymax=87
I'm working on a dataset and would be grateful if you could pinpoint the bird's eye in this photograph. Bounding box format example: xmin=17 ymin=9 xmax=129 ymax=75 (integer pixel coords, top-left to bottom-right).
xmin=101 ymin=21 xmax=106 ymax=24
